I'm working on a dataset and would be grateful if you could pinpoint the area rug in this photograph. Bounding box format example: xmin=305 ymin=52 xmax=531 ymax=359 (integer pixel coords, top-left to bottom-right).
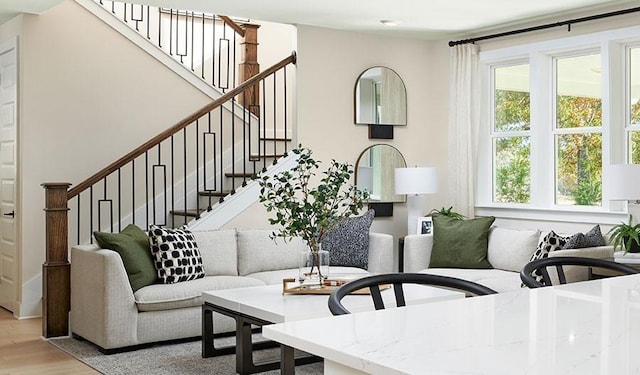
xmin=49 ymin=336 xmax=323 ymax=375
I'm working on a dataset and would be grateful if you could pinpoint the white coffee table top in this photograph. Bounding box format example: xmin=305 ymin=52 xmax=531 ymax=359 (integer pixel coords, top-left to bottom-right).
xmin=264 ymin=274 xmax=640 ymax=375
xmin=202 ymin=281 xmax=464 ymax=324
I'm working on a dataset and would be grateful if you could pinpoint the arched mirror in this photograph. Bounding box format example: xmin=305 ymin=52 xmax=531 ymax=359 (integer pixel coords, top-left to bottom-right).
xmin=355 ymin=144 xmax=406 ymax=216
xmin=354 ymin=67 xmax=407 ymax=126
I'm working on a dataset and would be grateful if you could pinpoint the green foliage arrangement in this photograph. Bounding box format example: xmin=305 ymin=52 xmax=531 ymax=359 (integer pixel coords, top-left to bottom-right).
xmin=608 ymin=215 xmax=640 ymax=253
xmin=258 ymin=146 xmax=370 ymax=253
xmin=428 ymin=207 xmax=465 ymax=220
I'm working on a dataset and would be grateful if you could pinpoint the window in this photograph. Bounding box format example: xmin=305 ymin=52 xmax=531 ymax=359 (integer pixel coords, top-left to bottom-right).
xmin=554 ymin=53 xmax=602 ymax=206
xmin=492 ymin=64 xmax=530 ymax=204
xmin=479 ymin=25 xmax=640 ymax=221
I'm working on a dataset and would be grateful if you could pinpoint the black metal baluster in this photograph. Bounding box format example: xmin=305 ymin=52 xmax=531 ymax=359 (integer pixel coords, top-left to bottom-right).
xmin=146 ymin=6 xmax=150 ymax=40
xmin=195 ymin=119 xmax=201 ymax=216
xmin=169 ymin=9 xmax=173 ymax=56
xmin=117 ymin=169 xmax=122 ymax=232
xmin=183 ymin=128 xmax=188 ymax=225
xmin=158 ymin=6 xmax=162 ymax=47
xmin=211 ymin=16 xmax=216 ymax=87
xmin=261 ymin=78 xmax=267 ymax=171
xmin=283 ymin=67 xmax=289 ymax=155
xmin=76 ymin=197 xmax=81 ymax=244
xmin=272 ymin=72 xmax=277 ymax=165
xmin=191 ymin=11 xmax=195 ymax=72
xmin=145 ymin=151 xmax=149 ymax=229
xmin=132 ymin=159 xmax=136 ymax=226
xmin=123 ymin=1 xmax=127 ymax=23
xmin=89 ymin=186 xmax=94 ymax=240
xmin=201 ymin=13 xmax=206 ymax=79
xmin=232 ymin=28 xmax=237 ymax=89
xmin=219 ymin=107 xmax=224 ymax=203
xmin=131 ymin=3 xmax=143 ymax=31
xmin=171 ymin=135 xmax=175 ymax=228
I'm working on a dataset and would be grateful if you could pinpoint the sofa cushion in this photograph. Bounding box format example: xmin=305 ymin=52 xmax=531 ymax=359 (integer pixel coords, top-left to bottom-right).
xmin=134 ymin=275 xmax=265 ymax=312
xmin=419 ymin=268 xmax=521 ymax=293
xmin=322 ymin=209 xmax=375 ymax=269
xmin=487 ymin=227 xmax=540 ymax=272
xmin=192 ymin=229 xmax=238 ymax=276
xmin=237 ymin=230 xmax=304 ymax=276
xmin=429 ymin=216 xmax=495 ymax=269
xmin=93 ymin=224 xmax=158 ymax=292
xmin=148 ymin=225 xmax=205 ymax=284
xmin=563 ymin=225 xmax=606 ymax=249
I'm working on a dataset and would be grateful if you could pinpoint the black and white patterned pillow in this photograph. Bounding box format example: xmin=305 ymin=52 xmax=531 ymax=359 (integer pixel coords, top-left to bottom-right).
xmin=563 ymin=225 xmax=606 ymax=249
xmin=148 ymin=225 xmax=205 ymax=284
xmin=322 ymin=209 xmax=375 ymax=270
xmin=525 ymin=231 xmax=567 ymax=285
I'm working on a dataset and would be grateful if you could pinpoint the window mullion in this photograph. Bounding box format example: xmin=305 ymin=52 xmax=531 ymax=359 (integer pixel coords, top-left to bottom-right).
xmin=530 ymin=53 xmax=552 ymax=208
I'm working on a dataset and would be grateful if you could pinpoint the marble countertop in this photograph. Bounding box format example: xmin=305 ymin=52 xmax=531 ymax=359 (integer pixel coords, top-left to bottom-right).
xmin=263 ymin=274 xmax=640 ymax=374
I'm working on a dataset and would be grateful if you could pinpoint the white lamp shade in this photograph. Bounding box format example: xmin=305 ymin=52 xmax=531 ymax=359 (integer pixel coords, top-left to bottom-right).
xmin=604 ymin=164 xmax=640 ymax=200
xmin=395 ymin=167 xmax=438 ymax=195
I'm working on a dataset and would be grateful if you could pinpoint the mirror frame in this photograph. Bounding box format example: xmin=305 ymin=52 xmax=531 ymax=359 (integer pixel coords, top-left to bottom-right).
xmin=355 ymin=144 xmax=407 ymax=217
xmin=354 ymin=66 xmax=407 ymax=127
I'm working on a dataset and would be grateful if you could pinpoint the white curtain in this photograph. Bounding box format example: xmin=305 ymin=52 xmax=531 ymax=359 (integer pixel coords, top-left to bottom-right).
xmin=448 ymin=44 xmax=480 ymax=218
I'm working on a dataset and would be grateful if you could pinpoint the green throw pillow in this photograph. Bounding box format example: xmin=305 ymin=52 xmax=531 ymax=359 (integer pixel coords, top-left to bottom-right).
xmin=94 ymin=224 xmax=158 ymax=292
xmin=429 ymin=215 xmax=495 ymax=269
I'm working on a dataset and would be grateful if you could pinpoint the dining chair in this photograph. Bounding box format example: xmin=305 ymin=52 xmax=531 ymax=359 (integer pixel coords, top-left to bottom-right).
xmin=520 ymin=256 xmax=639 ymax=288
xmin=327 ymin=272 xmax=497 ymax=315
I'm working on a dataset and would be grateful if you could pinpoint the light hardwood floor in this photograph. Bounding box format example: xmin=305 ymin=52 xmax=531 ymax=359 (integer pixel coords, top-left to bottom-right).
xmin=0 ymin=308 xmax=98 ymax=374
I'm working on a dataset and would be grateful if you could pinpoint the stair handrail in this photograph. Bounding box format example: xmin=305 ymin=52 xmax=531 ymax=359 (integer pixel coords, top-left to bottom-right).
xmin=68 ymin=51 xmax=296 ymax=199
xmin=218 ymin=15 xmax=246 ymax=37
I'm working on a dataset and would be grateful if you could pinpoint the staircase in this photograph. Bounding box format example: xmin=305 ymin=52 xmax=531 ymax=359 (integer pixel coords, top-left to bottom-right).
xmin=42 ymin=1 xmax=297 ymax=338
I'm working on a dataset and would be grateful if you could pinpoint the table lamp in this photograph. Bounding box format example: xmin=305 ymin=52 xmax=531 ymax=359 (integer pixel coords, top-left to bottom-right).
xmin=604 ymin=164 xmax=640 ymax=202
xmin=395 ymin=167 xmax=438 ymax=235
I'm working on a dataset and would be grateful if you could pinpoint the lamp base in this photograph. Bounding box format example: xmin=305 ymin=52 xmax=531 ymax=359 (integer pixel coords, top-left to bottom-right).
xmin=406 ymin=195 xmax=426 ymax=236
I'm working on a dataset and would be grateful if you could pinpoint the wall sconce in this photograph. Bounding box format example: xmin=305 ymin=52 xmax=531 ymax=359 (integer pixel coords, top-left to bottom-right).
xmin=395 ymin=167 xmax=438 ymax=235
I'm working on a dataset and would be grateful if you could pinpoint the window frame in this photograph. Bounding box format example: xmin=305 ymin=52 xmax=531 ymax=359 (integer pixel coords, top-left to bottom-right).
xmin=477 ymin=25 xmax=640 ymax=224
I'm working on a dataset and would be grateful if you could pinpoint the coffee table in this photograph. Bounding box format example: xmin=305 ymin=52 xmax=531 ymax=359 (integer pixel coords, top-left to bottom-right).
xmin=201 ymin=281 xmax=464 ymax=375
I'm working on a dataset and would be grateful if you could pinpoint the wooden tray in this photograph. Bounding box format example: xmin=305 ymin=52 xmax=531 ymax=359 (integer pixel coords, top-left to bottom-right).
xmin=281 ymin=278 xmax=389 ymax=295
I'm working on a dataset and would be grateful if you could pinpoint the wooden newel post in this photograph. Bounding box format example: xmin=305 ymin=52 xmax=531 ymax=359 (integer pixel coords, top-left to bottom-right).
xmin=238 ymin=23 xmax=260 ymax=116
xmin=42 ymin=182 xmax=71 ymax=338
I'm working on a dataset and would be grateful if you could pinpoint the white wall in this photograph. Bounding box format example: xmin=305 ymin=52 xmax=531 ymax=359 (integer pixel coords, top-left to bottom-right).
xmin=223 ymin=25 xmax=452 ymax=270
xmin=4 ymin=0 xmax=215 ymax=317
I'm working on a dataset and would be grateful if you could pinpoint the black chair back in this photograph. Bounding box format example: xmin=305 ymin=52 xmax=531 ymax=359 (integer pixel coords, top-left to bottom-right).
xmin=328 ymin=272 xmax=497 ymax=315
xmin=520 ymin=256 xmax=639 ymax=288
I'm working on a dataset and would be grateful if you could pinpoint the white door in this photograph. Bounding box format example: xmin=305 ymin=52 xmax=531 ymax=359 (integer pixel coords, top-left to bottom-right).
xmin=0 ymin=39 xmax=17 ymax=313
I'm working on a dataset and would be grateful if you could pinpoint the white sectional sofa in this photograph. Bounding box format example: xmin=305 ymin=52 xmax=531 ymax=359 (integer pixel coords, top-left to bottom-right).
xmin=70 ymin=228 xmax=393 ymax=353
xmin=403 ymin=227 xmax=614 ymax=292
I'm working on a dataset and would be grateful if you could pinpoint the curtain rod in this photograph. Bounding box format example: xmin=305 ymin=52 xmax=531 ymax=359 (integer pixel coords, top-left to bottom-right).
xmin=448 ymin=6 xmax=640 ymax=47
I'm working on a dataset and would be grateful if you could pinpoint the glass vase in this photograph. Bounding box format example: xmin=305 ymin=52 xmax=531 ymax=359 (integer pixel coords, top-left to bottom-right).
xmin=298 ymin=248 xmax=330 ymax=286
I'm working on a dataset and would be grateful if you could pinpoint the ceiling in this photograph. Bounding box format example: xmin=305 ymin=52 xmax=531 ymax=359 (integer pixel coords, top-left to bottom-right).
xmin=1 ymin=0 xmax=639 ymax=40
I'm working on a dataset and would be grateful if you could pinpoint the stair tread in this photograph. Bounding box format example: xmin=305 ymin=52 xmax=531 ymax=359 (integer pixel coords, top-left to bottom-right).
xmin=259 ymin=137 xmax=292 ymax=141
xmin=170 ymin=209 xmax=205 ymax=218
xmin=225 ymin=172 xmax=257 ymax=178
xmin=199 ymin=190 xmax=231 ymax=196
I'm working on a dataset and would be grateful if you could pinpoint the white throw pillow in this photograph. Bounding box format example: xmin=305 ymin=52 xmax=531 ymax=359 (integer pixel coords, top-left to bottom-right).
xmin=487 ymin=227 xmax=540 ymax=272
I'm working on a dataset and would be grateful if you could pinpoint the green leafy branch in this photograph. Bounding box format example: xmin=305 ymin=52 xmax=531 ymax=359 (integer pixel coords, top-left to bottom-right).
xmin=259 ymin=146 xmax=370 ymax=252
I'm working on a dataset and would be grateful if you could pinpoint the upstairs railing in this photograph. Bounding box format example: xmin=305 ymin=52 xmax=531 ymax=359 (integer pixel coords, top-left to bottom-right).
xmin=41 ymin=52 xmax=296 ymax=337
xmin=93 ymin=0 xmax=259 ymax=98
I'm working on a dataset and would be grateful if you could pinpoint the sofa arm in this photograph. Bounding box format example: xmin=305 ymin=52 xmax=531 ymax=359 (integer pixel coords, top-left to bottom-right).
xmin=367 ymin=232 xmax=394 ymax=273
xmin=403 ymin=234 xmax=434 ymax=273
xmin=71 ymin=245 xmax=139 ymax=350
xmin=549 ymin=245 xmax=614 ymax=259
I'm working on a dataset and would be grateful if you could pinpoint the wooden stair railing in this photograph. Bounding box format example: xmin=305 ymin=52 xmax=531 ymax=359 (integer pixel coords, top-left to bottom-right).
xmin=92 ymin=1 xmax=259 ymax=99
xmin=41 ymin=52 xmax=296 ymax=337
